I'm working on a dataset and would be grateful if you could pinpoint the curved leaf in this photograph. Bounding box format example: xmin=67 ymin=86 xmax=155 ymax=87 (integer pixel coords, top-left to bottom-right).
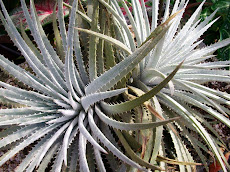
xmin=95 ymin=105 xmax=180 ymax=131
xmin=76 ymin=27 xmax=132 ymax=55
xmin=114 ymin=129 xmax=163 ymax=171
xmin=101 ymin=61 xmax=183 ymax=114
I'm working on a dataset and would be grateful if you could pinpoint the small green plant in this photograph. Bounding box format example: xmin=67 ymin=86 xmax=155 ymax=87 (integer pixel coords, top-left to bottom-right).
xmin=0 ymin=0 xmax=229 ymax=172
xmin=198 ymin=0 xmax=230 ymax=61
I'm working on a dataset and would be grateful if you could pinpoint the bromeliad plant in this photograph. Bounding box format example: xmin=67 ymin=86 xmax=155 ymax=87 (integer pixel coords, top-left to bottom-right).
xmin=79 ymin=0 xmax=230 ymax=171
xmin=0 ymin=0 xmax=181 ymax=171
xmin=0 ymin=1 xmax=229 ymax=172
xmin=10 ymin=0 xmax=70 ymax=30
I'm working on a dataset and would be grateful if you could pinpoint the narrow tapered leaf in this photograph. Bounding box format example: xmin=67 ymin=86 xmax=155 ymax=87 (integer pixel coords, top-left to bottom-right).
xmin=0 ymin=107 xmax=38 ymax=116
xmin=76 ymin=28 xmax=132 ymax=55
xmin=158 ymin=93 xmax=227 ymax=172
xmin=0 ymin=6 xmax=57 ymax=88
xmin=156 ymin=154 xmax=201 ymax=165
xmin=88 ymin=108 xmax=148 ymax=171
xmin=0 ymin=125 xmax=37 ymax=148
xmin=52 ymin=2 xmax=65 ymax=61
xmin=0 ymin=81 xmax=53 ymax=103
xmin=28 ymin=0 xmax=67 ymax=89
xmin=37 ymin=142 xmax=60 ymax=172
xmin=98 ymin=0 xmax=136 ymax=51
xmin=20 ymin=21 xmax=44 ymax=64
xmin=35 ymin=122 xmax=70 ymax=167
xmin=61 ymin=116 xmax=78 ymax=166
xmin=81 ymin=88 xmax=127 ymax=111
xmin=142 ymin=8 xmax=183 ymax=46
xmin=79 ymin=133 xmax=90 ymax=172
xmin=65 ymin=0 xmax=84 ymax=100
xmin=85 ymin=22 xmax=172 ymax=94
xmin=17 ymin=132 xmax=59 ymax=172
xmin=114 ymin=129 xmax=163 ymax=171
xmin=101 ymin=61 xmax=183 ymax=114
xmin=57 ymin=0 xmax=67 ymax=52
xmin=93 ymin=133 xmax=106 ymax=172
xmin=78 ymin=111 xmax=107 ymax=154
xmin=95 ymin=106 xmax=180 ymax=130
xmin=0 ymin=55 xmax=58 ymax=98
xmin=25 ymin=1 xmax=65 ymax=70
xmin=0 ymin=123 xmax=59 ymax=166
xmin=88 ymin=0 xmax=99 ymax=81
xmin=66 ymin=138 xmax=79 ymax=172
xmin=73 ymin=15 xmax=89 ymax=85
xmin=118 ymin=0 xmax=142 ymax=45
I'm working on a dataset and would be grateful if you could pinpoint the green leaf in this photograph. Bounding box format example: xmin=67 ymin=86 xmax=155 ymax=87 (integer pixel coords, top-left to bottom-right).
xmin=98 ymin=0 xmax=136 ymax=51
xmin=57 ymin=0 xmax=67 ymax=52
xmin=150 ymin=97 xmax=164 ymax=164
xmin=114 ymin=129 xmax=163 ymax=171
xmin=218 ymin=7 xmax=230 ymax=61
xmin=63 ymin=2 xmax=93 ymax=26
xmin=211 ymin=0 xmax=230 ymax=19
xmin=52 ymin=2 xmax=65 ymax=62
xmin=101 ymin=61 xmax=183 ymax=114
xmin=88 ymin=0 xmax=99 ymax=81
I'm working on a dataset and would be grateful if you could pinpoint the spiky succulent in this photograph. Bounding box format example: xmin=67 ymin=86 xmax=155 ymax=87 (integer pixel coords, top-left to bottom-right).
xmin=0 ymin=0 xmax=182 ymax=171
xmin=82 ymin=0 xmax=230 ymax=171
xmin=0 ymin=0 xmax=229 ymax=172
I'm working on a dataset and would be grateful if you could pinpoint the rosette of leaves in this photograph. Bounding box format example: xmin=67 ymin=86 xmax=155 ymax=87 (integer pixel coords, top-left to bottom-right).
xmin=10 ymin=0 xmax=69 ymax=30
xmin=0 ymin=0 xmax=182 ymax=171
xmin=78 ymin=0 xmax=230 ymax=171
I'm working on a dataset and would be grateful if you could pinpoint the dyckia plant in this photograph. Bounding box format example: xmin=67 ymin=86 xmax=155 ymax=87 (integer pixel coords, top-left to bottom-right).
xmin=81 ymin=0 xmax=230 ymax=171
xmin=0 ymin=0 xmax=229 ymax=172
xmin=0 ymin=0 xmax=180 ymax=171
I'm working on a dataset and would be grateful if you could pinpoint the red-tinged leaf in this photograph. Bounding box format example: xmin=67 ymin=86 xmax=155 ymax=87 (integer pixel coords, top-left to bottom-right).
xmin=209 ymin=161 xmax=222 ymax=172
xmin=209 ymin=151 xmax=230 ymax=172
xmin=10 ymin=0 xmax=69 ymax=30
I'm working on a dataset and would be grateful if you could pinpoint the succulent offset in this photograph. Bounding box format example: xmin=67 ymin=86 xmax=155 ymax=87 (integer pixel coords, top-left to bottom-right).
xmin=0 ymin=0 xmax=229 ymax=172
